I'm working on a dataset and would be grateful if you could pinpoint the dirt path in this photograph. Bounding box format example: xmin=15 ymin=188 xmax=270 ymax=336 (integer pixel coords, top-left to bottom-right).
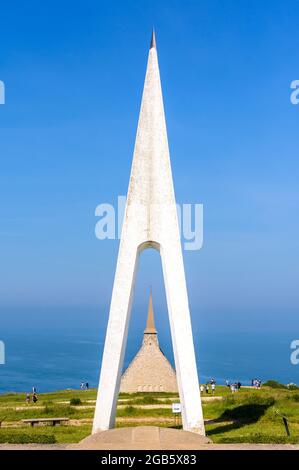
xmin=0 ymin=396 xmax=222 ymax=412
xmin=1 ymin=416 xmax=228 ymax=428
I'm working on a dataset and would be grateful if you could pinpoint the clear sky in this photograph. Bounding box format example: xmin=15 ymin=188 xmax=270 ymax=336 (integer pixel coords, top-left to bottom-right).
xmin=0 ymin=0 xmax=298 ymax=336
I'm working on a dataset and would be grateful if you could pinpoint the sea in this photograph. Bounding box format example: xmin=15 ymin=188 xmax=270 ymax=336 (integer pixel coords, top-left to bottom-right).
xmin=0 ymin=328 xmax=298 ymax=394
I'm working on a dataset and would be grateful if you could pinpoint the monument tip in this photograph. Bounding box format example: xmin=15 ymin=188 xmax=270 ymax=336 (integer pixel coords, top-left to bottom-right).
xmin=150 ymin=29 xmax=156 ymax=49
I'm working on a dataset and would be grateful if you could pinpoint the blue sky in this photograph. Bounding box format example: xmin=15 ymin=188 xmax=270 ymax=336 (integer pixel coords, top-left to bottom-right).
xmin=0 ymin=0 xmax=298 ymax=336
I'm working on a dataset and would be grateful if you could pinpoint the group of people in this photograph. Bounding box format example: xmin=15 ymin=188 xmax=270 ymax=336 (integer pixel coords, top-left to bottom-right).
xmin=230 ymin=382 xmax=241 ymax=393
xmin=225 ymin=380 xmax=242 ymax=393
xmin=200 ymin=379 xmax=216 ymax=395
xmin=251 ymin=378 xmax=262 ymax=389
xmin=80 ymin=382 xmax=89 ymax=390
xmin=25 ymin=387 xmax=38 ymax=404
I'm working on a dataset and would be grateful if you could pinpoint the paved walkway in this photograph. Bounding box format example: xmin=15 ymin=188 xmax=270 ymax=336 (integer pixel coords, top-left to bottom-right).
xmin=68 ymin=426 xmax=299 ymax=451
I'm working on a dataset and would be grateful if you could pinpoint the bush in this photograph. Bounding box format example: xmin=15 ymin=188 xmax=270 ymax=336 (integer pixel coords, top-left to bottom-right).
xmin=288 ymin=393 xmax=299 ymax=402
xmin=70 ymin=398 xmax=82 ymax=406
xmin=0 ymin=431 xmax=56 ymax=444
xmin=123 ymin=406 xmax=136 ymax=415
xmin=287 ymin=384 xmax=299 ymax=391
xmin=139 ymin=396 xmax=160 ymax=405
xmin=263 ymin=380 xmax=287 ymax=389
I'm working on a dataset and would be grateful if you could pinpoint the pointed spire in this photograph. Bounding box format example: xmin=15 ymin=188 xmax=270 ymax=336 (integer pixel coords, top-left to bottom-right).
xmin=150 ymin=29 xmax=156 ymax=49
xmin=144 ymin=289 xmax=157 ymax=334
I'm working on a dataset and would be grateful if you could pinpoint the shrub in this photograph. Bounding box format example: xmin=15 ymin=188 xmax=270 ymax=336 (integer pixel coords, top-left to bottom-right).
xmin=124 ymin=406 xmax=136 ymax=415
xmin=0 ymin=431 xmax=56 ymax=444
xmin=70 ymin=398 xmax=82 ymax=406
xmin=263 ymin=380 xmax=287 ymax=389
xmin=288 ymin=393 xmax=299 ymax=402
xmin=139 ymin=396 xmax=160 ymax=405
xmin=287 ymin=384 xmax=299 ymax=391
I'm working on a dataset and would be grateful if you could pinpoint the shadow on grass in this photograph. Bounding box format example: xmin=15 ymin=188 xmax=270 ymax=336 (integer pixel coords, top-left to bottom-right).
xmin=207 ymin=399 xmax=275 ymax=436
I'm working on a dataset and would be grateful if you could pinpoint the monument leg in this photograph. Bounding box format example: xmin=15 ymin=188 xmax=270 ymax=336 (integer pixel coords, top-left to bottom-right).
xmin=160 ymin=242 xmax=205 ymax=435
xmin=92 ymin=241 xmax=139 ymax=433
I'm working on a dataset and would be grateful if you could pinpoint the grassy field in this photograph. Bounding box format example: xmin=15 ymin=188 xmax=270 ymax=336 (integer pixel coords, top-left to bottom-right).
xmin=0 ymin=384 xmax=298 ymax=444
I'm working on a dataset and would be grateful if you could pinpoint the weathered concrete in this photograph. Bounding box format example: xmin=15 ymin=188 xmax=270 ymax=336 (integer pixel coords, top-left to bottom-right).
xmin=93 ymin=32 xmax=204 ymax=435
xmin=71 ymin=426 xmax=211 ymax=450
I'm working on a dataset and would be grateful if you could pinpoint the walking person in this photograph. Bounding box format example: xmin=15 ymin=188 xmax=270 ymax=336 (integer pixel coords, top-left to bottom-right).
xmin=211 ymin=382 xmax=216 ymax=395
xmin=26 ymin=393 xmax=30 ymax=405
xmin=32 ymin=392 xmax=38 ymax=404
xmin=257 ymin=379 xmax=262 ymax=389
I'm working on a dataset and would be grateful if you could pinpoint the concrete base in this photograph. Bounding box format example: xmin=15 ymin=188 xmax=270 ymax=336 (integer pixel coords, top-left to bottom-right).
xmin=69 ymin=426 xmax=211 ymax=450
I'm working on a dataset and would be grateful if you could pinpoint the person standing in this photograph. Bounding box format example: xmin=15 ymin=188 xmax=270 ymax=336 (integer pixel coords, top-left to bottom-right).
xmin=211 ymin=383 xmax=216 ymax=395
xmin=26 ymin=393 xmax=30 ymax=405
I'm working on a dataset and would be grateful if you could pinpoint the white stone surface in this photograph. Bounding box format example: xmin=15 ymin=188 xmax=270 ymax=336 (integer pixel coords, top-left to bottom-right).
xmin=93 ymin=38 xmax=205 ymax=435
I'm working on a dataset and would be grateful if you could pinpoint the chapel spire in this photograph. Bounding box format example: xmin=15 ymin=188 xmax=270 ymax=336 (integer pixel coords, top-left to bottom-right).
xmin=144 ymin=290 xmax=157 ymax=334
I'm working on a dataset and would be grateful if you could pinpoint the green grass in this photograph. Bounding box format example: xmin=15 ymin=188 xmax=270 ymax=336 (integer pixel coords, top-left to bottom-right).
xmin=0 ymin=425 xmax=92 ymax=444
xmin=0 ymin=429 xmax=57 ymax=444
xmin=0 ymin=385 xmax=298 ymax=444
xmin=123 ymin=396 xmax=174 ymax=405
xmin=117 ymin=406 xmax=173 ymax=417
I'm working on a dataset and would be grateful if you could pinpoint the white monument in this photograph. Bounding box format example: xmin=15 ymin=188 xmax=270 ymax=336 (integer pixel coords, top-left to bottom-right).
xmin=93 ymin=32 xmax=205 ymax=435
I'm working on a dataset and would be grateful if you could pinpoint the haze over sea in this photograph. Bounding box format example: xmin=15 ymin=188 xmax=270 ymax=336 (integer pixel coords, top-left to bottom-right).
xmin=0 ymin=320 xmax=297 ymax=394
xmin=1 ymin=2 xmax=299 ymax=396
